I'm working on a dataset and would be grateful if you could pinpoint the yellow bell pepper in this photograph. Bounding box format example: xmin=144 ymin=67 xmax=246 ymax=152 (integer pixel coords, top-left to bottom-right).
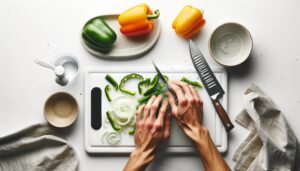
xmin=172 ymin=5 xmax=206 ymax=38
xmin=118 ymin=3 xmax=160 ymax=37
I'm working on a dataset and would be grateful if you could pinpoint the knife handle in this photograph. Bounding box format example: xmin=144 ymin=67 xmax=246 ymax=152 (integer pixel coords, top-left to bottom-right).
xmin=211 ymin=98 xmax=234 ymax=132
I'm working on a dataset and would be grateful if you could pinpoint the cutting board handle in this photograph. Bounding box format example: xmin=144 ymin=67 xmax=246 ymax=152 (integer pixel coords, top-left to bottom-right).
xmin=211 ymin=98 xmax=234 ymax=132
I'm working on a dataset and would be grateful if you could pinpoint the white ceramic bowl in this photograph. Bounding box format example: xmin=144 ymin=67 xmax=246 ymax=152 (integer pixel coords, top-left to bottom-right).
xmin=209 ymin=23 xmax=253 ymax=66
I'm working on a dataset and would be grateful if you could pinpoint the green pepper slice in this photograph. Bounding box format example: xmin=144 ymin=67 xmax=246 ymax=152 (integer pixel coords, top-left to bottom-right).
xmin=143 ymin=74 xmax=169 ymax=96
xmin=82 ymin=18 xmax=117 ymax=52
xmin=180 ymin=77 xmax=203 ymax=88
xmin=138 ymin=90 xmax=161 ymax=104
xmin=105 ymin=74 xmax=118 ymax=91
xmin=106 ymin=111 xmax=121 ymax=131
xmin=119 ymin=73 xmax=144 ymax=96
xmin=128 ymin=124 xmax=136 ymax=135
xmin=105 ymin=85 xmax=112 ymax=102
xmin=138 ymin=78 xmax=150 ymax=94
xmin=143 ymin=75 xmax=159 ymax=96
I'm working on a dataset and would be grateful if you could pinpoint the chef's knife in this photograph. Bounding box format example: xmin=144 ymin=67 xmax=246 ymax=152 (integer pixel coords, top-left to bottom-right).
xmin=152 ymin=61 xmax=178 ymax=103
xmin=189 ymin=39 xmax=234 ymax=132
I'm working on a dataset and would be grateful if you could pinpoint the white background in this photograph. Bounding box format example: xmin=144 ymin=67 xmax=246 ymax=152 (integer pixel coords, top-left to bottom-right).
xmin=1 ymin=0 xmax=300 ymax=170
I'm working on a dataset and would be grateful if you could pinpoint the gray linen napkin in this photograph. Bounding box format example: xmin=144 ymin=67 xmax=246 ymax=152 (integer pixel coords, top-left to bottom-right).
xmin=233 ymin=84 xmax=300 ymax=171
xmin=0 ymin=124 xmax=78 ymax=171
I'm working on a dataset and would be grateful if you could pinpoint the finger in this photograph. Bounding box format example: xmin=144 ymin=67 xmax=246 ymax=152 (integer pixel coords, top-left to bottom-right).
xmin=173 ymin=80 xmax=195 ymax=105
xmin=188 ymin=85 xmax=198 ymax=105
xmin=167 ymin=92 xmax=178 ymax=116
xmin=189 ymin=85 xmax=203 ymax=106
xmin=157 ymin=99 xmax=168 ymax=125
xmin=189 ymin=84 xmax=201 ymax=99
xmin=196 ymin=107 xmax=204 ymax=125
xmin=163 ymin=111 xmax=171 ymax=139
xmin=169 ymin=82 xmax=187 ymax=106
xmin=143 ymin=95 xmax=156 ymax=120
xmin=136 ymin=104 xmax=145 ymax=121
xmin=149 ymin=95 xmax=163 ymax=120
xmin=136 ymin=104 xmax=145 ymax=129
xmin=153 ymin=99 xmax=168 ymax=132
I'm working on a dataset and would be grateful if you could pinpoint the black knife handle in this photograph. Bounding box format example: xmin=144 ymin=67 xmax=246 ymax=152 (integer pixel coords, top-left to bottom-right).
xmin=211 ymin=98 xmax=234 ymax=132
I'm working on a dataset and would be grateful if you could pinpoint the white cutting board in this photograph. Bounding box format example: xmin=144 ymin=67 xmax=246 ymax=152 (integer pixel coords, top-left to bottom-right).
xmin=84 ymin=67 xmax=228 ymax=153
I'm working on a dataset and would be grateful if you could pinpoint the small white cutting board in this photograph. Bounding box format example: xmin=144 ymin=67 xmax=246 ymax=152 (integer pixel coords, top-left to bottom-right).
xmin=84 ymin=67 xmax=228 ymax=153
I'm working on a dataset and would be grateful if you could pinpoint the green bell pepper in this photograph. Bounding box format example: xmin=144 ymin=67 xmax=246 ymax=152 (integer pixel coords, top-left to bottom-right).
xmin=82 ymin=18 xmax=117 ymax=52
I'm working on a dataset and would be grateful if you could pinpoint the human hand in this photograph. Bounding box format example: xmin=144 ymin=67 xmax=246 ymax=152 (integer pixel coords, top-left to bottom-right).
xmin=124 ymin=95 xmax=170 ymax=171
xmin=167 ymin=80 xmax=230 ymax=171
xmin=167 ymin=80 xmax=204 ymax=143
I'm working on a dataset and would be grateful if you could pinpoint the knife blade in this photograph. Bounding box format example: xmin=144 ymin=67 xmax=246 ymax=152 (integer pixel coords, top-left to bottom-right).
xmin=189 ymin=39 xmax=234 ymax=132
xmin=152 ymin=61 xmax=169 ymax=86
xmin=152 ymin=61 xmax=178 ymax=103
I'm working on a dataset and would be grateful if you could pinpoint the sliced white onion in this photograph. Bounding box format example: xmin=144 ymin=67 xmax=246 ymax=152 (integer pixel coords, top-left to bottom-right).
xmin=101 ymin=130 xmax=121 ymax=145
xmin=111 ymin=96 xmax=137 ymax=126
xmin=106 ymin=131 xmax=120 ymax=145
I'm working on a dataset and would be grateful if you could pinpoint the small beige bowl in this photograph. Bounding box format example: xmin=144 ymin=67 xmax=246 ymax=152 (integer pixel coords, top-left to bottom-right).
xmin=209 ymin=22 xmax=253 ymax=66
xmin=44 ymin=92 xmax=79 ymax=128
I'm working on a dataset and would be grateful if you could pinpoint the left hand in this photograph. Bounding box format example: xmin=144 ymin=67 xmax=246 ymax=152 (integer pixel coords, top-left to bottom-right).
xmin=124 ymin=95 xmax=171 ymax=171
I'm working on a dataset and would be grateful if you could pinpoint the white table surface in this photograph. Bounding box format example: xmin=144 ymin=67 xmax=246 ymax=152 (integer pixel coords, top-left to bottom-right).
xmin=1 ymin=0 xmax=300 ymax=170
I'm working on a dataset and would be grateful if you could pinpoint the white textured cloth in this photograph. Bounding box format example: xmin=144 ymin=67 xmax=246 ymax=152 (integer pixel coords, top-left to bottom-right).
xmin=233 ymin=84 xmax=300 ymax=171
xmin=0 ymin=124 xmax=78 ymax=171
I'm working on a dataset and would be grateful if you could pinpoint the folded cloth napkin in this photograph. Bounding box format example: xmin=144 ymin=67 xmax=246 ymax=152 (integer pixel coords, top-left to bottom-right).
xmin=233 ymin=84 xmax=300 ymax=171
xmin=0 ymin=124 xmax=78 ymax=171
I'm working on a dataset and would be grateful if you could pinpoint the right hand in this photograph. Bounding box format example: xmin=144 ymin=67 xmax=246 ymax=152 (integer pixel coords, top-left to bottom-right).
xmin=167 ymin=80 xmax=231 ymax=171
xmin=167 ymin=80 xmax=205 ymax=143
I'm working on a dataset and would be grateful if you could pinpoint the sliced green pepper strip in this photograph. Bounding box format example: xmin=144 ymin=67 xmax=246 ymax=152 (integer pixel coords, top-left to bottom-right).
xmin=119 ymin=73 xmax=144 ymax=96
xmin=138 ymin=78 xmax=150 ymax=94
xmin=143 ymin=75 xmax=159 ymax=96
xmin=105 ymin=74 xmax=118 ymax=91
xmin=143 ymin=74 xmax=169 ymax=96
xmin=138 ymin=90 xmax=161 ymax=104
xmin=128 ymin=124 xmax=136 ymax=135
xmin=105 ymin=85 xmax=112 ymax=102
xmin=106 ymin=111 xmax=121 ymax=131
xmin=180 ymin=77 xmax=203 ymax=88
xmin=151 ymin=74 xmax=159 ymax=84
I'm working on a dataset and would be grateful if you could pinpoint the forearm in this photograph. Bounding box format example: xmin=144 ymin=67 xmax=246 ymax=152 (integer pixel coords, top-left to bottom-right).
xmin=194 ymin=127 xmax=231 ymax=171
xmin=124 ymin=149 xmax=155 ymax=171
